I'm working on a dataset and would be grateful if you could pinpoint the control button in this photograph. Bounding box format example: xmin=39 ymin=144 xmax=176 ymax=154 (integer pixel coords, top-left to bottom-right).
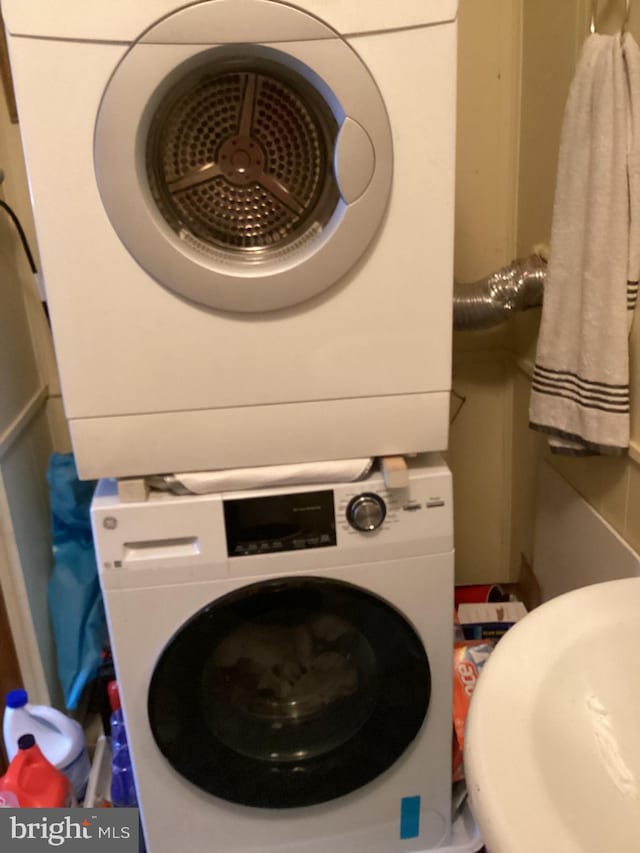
xmin=426 ymin=499 xmax=446 ymax=508
xmin=346 ymin=493 xmax=387 ymax=532
xmin=402 ymin=502 xmax=422 ymax=512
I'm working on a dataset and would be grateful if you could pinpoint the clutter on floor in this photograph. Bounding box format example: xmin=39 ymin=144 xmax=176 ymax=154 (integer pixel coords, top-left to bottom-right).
xmin=451 ymin=585 xmax=529 ymax=790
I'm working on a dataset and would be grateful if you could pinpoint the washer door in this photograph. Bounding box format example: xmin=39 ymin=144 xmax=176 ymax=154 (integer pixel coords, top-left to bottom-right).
xmin=148 ymin=577 xmax=431 ymax=808
xmin=94 ymin=0 xmax=393 ymax=312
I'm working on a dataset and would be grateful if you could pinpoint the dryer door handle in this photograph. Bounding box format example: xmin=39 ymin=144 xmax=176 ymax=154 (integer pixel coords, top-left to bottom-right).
xmin=335 ymin=118 xmax=375 ymax=203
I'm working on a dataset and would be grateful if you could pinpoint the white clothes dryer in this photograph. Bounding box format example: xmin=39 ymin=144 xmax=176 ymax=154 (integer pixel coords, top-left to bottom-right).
xmin=91 ymin=454 xmax=454 ymax=853
xmin=4 ymin=1 xmax=458 ymax=480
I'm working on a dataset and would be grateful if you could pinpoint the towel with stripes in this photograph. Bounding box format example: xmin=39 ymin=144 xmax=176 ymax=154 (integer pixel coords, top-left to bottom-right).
xmin=529 ymin=32 xmax=640 ymax=455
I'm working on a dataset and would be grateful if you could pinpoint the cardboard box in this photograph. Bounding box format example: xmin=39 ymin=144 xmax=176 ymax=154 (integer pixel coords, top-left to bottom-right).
xmin=457 ymin=600 xmax=528 ymax=641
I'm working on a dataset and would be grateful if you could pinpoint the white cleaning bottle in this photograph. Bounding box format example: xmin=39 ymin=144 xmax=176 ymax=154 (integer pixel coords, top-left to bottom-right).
xmin=3 ymin=689 xmax=90 ymax=801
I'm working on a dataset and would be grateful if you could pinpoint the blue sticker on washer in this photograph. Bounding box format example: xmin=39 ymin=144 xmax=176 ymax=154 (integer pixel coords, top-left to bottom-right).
xmin=400 ymin=795 xmax=421 ymax=839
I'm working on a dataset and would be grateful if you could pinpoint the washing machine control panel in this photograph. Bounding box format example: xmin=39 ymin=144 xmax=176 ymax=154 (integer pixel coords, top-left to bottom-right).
xmin=91 ymin=457 xmax=453 ymax=582
xmin=346 ymin=493 xmax=387 ymax=532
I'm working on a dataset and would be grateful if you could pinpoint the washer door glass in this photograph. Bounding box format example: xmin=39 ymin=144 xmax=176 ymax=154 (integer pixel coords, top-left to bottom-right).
xmin=148 ymin=577 xmax=431 ymax=808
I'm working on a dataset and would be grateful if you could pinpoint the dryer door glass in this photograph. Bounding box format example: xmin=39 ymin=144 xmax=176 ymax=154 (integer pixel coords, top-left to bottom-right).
xmin=148 ymin=577 xmax=431 ymax=808
xmin=146 ymin=59 xmax=339 ymax=261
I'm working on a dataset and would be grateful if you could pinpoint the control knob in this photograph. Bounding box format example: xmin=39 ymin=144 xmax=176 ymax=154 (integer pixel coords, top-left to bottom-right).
xmin=346 ymin=493 xmax=387 ymax=532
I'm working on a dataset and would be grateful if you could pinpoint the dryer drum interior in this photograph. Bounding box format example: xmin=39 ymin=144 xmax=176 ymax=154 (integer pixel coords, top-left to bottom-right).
xmin=148 ymin=577 xmax=431 ymax=809
xmin=146 ymin=57 xmax=340 ymax=260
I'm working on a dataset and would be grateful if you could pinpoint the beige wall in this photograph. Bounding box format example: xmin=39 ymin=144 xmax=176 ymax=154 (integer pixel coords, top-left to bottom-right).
xmin=454 ymin=0 xmax=640 ymax=582
xmin=511 ymin=0 xmax=640 ymax=576
xmin=0 ymin=206 xmax=40 ymax=434
xmin=448 ymin=0 xmax=521 ymax=582
xmin=0 ymin=61 xmax=63 ymax=704
xmin=455 ymin=0 xmax=521 ymax=285
xmin=0 ymin=61 xmax=71 ymax=454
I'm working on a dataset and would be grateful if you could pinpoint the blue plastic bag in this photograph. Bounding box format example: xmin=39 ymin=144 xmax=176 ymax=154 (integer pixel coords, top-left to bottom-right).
xmin=47 ymin=453 xmax=107 ymax=710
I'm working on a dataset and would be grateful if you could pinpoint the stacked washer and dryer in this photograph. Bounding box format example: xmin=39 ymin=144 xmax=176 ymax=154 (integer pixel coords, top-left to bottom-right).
xmin=2 ymin=1 xmax=475 ymax=851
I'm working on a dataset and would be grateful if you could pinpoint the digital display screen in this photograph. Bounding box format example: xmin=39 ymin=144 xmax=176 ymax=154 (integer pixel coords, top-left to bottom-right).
xmin=224 ymin=490 xmax=336 ymax=557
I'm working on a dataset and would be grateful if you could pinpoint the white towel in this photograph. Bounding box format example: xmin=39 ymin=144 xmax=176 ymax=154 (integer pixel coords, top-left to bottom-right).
xmin=170 ymin=457 xmax=374 ymax=494
xmin=529 ymin=33 xmax=640 ymax=455
xmin=624 ymin=33 xmax=640 ymax=300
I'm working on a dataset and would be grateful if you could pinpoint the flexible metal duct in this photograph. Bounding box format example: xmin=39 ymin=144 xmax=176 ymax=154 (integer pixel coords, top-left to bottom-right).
xmin=453 ymin=253 xmax=547 ymax=330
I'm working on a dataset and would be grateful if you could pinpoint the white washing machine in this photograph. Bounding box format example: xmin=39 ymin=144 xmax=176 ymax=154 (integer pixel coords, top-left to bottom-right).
xmin=4 ymin=1 xmax=458 ymax=480
xmin=91 ymin=455 xmax=454 ymax=853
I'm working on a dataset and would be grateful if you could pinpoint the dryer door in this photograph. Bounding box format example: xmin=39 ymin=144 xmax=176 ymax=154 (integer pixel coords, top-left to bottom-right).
xmin=94 ymin=0 xmax=393 ymax=312
xmin=148 ymin=576 xmax=431 ymax=808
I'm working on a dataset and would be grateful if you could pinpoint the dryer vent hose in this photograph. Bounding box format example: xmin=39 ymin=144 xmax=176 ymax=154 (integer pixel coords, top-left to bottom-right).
xmin=453 ymin=252 xmax=547 ymax=331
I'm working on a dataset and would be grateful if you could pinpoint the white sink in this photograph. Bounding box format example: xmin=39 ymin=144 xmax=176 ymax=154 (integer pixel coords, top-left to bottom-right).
xmin=465 ymin=578 xmax=640 ymax=853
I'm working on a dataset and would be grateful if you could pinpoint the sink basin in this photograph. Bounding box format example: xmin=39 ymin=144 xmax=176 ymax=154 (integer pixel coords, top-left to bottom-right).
xmin=465 ymin=578 xmax=640 ymax=853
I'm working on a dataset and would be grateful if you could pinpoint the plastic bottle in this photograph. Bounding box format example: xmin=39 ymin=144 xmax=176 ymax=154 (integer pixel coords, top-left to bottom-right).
xmin=3 ymin=689 xmax=90 ymax=802
xmin=0 ymin=733 xmax=73 ymax=807
xmin=107 ymin=681 xmax=138 ymax=808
